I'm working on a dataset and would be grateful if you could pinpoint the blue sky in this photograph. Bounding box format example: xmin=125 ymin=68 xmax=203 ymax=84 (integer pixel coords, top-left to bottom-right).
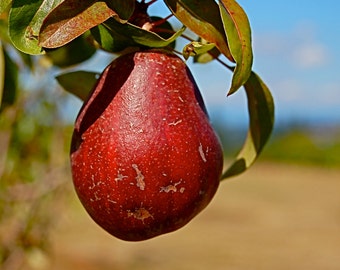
xmin=151 ymin=0 xmax=340 ymax=128
xmin=188 ymin=0 xmax=340 ymax=128
xmin=237 ymin=0 xmax=340 ymax=126
xmin=63 ymin=1 xmax=340 ymax=128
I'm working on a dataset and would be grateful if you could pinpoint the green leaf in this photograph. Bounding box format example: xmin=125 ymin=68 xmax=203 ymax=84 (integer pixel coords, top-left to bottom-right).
xmin=221 ymin=72 xmax=275 ymax=179
xmin=149 ymin=16 xmax=177 ymax=49
xmin=0 ymin=20 xmax=11 ymax=44
xmin=91 ymin=24 xmax=130 ymax=53
xmin=56 ymin=71 xmax=99 ymax=101
xmin=219 ymin=0 xmax=253 ymax=95
xmin=39 ymin=0 xmax=116 ymax=48
xmin=192 ymin=37 xmax=221 ymax=64
xmin=103 ymin=18 xmax=185 ymax=49
xmin=182 ymin=41 xmax=215 ymax=60
xmin=0 ymin=45 xmax=18 ymax=110
xmin=164 ymin=0 xmax=233 ymax=62
xmin=8 ymin=0 xmax=62 ymax=54
xmin=92 ymin=15 xmax=180 ymax=53
xmin=0 ymin=43 xmax=4 ymax=107
xmin=193 ymin=46 xmax=221 ymax=64
xmin=45 ymin=34 xmax=96 ymax=68
xmin=104 ymin=0 xmax=135 ymax=22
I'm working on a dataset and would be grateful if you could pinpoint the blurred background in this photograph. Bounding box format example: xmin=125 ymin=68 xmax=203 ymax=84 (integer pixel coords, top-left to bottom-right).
xmin=1 ymin=0 xmax=340 ymax=269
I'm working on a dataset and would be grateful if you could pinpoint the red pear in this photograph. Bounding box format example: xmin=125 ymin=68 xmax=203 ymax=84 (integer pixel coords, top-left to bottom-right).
xmin=70 ymin=49 xmax=223 ymax=241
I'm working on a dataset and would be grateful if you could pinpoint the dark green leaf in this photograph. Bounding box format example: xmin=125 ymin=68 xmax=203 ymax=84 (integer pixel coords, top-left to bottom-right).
xmin=221 ymin=72 xmax=275 ymax=179
xmin=39 ymin=0 xmax=116 ymax=48
xmin=56 ymin=71 xmax=99 ymax=101
xmin=104 ymin=0 xmax=135 ymax=22
xmin=91 ymin=24 xmax=130 ymax=53
xmin=219 ymin=0 xmax=253 ymax=95
xmin=92 ymin=14 xmax=181 ymax=53
xmin=45 ymin=34 xmax=96 ymax=68
xmin=149 ymin=16 xmax=177 ymax=49
xmin=0 ymin=45 xmax=18 ymax=110
xmin=9 ymin=0 xmax=62 ymax=54
xmin=164 ymin=0 xmax=233 ymax=62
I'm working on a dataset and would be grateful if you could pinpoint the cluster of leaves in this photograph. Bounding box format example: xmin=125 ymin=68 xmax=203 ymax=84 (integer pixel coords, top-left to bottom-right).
xmin=0 ymin=0 xmax=274 ymax=179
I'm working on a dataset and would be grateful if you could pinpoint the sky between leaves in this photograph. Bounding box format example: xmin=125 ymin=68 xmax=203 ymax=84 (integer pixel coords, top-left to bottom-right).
xmin=56 ymin=0 xmax=340 ymax=128
xmin=157 ymin=0 xmax=339 ymax=128
xmin=202 ymin=0 xmax=340 ymax=127
xmin=240 ymin=0 xmax=340 ymax=127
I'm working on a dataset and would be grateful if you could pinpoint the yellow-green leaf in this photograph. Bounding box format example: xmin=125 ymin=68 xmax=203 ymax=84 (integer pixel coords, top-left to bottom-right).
xmin=193 ymin=38 xmax=221 ymax=64
xmin=221 ymin=72 xmax=274 ymax=179
xmin=0 ymin=0 xmax=12 ymax=16
xmin=182 ymin=41 xmax=215 ymax=60
xmin=219 ymin=0 xmax=253 ymax=95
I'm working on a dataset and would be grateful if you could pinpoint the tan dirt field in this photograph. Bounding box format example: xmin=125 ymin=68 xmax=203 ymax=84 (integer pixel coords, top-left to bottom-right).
xmin=49 ymin=162 xmax=340 ymax=270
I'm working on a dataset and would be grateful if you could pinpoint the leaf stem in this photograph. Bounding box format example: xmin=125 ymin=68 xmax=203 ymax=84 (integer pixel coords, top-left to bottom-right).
xmin=152 ymin=14 xmax=174 ymax=27
xmin=180 ymin=33 xmax=234 ymax=70
xmin=145 ymin=0 xmax=158 ymax=6
xmin=214 ymin=57 xmax=234 ymax=71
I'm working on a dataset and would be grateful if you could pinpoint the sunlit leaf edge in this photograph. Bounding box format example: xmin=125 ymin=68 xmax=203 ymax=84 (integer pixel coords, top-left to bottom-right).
xmin=219 ymin=0 xmax=253 ymax=95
